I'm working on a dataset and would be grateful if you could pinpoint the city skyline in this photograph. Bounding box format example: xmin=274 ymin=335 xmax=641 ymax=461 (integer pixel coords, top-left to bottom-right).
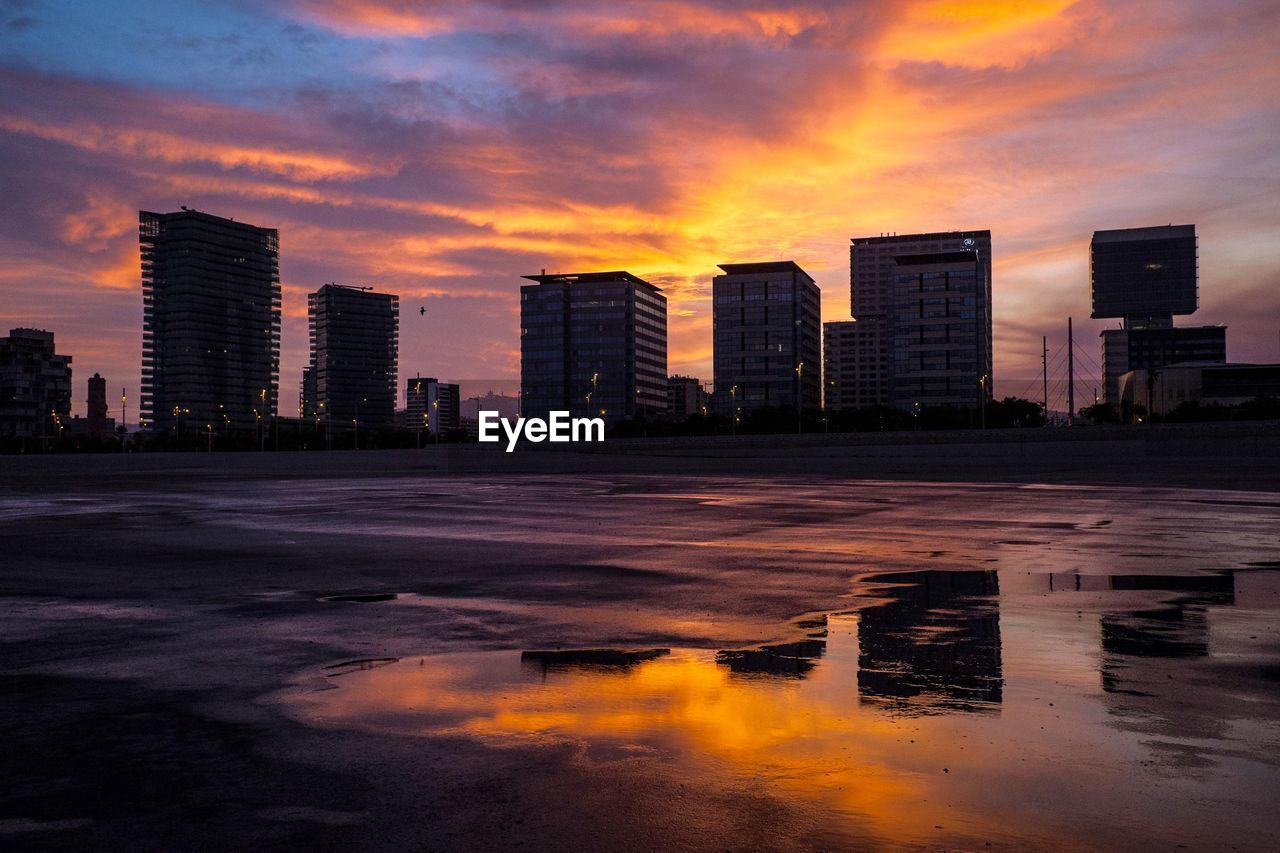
xmin=1 ymin=1 xmax=1278 ymax=418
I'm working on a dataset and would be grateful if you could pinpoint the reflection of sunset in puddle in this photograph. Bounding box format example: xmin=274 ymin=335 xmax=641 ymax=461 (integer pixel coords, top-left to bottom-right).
xmin=286 ymin=570 xmax=1280 ymax=849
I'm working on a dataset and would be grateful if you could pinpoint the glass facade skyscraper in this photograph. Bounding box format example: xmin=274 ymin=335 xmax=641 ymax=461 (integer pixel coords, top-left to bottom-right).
xmin=890 ymin=251 xmax=991 ymax=410
xmin=307 ymin=284 xmax=399 ymax=431
xmin=520 ymin=271 xmax=667 ymax=423
xmin=834 ymin=231 xmax=992 ymax=412
xmin=1091 ymin=224 xmax=1197 ymax=327
xmin=1090 ymin=224 xmax=1224 ymax=409
xmin=712 ymin=261 xmax=821 ymax=416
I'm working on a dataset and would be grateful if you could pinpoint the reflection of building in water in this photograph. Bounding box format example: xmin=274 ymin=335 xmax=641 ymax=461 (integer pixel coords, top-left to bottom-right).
xmin=1095 ymin=574 xmax=1234 ymax=694
xmin=1085 ymin=572 xmax=1258 ymax=764
xmin=856 ymin=570 xmax=1002 ymax=713
xmin=716 ymin=639 xmax=826 ymax=677
xmin=520 ymin=648 xmax=669 ymax=676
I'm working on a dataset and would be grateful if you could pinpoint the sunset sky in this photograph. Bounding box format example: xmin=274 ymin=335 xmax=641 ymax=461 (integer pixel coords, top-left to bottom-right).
xmin=2 ymin=0 xmax=1278 ymax=416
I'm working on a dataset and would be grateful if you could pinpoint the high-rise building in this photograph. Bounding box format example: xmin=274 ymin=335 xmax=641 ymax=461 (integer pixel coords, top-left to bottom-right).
xmin=712 ymin=261 xmax=821 ymax=416
xmin=300 ymin=365 xmax=316 ymax=420
xmin=520 ymin=271 xmax=667 ymax=424
xmin=843 ymin=231 xmax=992 ymax=411
xmin=308 ymin=284 xmax=399 ymax=431
xmin=140 ymin=208 xmax=280 ymax=432
xmin=0 ymin=328 xmax=72 ymax=442
xmin=667 ymin=375 xmax=708 ymax=419
xmin=823 ymin=320 xmax=889 ymax=411
xmin=1091 ymin=225 xmax=1197 ymax=328
xmin=405 ymin=376 xmax=459 ymax=434
xmin=890 ymin=250 xmax=992 ymax=410
xmin=1090 ymin=224 xmax=1224 ymax=408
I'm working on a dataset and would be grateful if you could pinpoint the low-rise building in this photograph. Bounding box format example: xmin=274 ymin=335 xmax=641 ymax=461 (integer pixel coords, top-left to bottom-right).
xmin=1117 ymin=362 xmax=1280 ymax=416
xmin=0 ymin=328 xmax=72 ymax=444
xmin=667 ymin=375 xmax=708 ymax=419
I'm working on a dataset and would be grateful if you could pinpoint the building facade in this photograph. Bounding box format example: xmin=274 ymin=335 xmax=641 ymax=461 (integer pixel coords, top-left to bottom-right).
xmin=308 ymin=284 xmax=399 ymax=432
xmin=520 ymin=271 xmax=667 ymax=424
xmin=712 ymin=261 xmax=821 ymax=416
xmin=667 ymin=375 xmax=708 ymax=419
xmin=1101 ymin=325 xmax=1227 ymax=407
xmin=1090 ymin=224 xmax=1224 ymax=408
xmin=823 ymin=320 xmax=889 ymax=411
xmin=1117 ymin=362 xmax=1280 ymax=417
xmin=140 ymin=208 xmax=280 ymax=432
xmin=405 ymin=376 xmax=460 ymax=434
xmin=0 ymin=328 xmax=72 ymax=442
xmin=1091 ymin=224 xmax=1197 ymax=328
xmin=890 ymin=251 xmax=992 ymax=410
xmin=842 ymin=231 xmax=992 ymax=411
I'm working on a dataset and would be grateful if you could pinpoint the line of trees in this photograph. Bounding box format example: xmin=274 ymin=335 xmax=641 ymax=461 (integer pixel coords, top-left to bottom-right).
xmin=8 ymin=394 xmax=1278 ymax=452
xmin=1079 ymin=396 xmax=1280 ymax=425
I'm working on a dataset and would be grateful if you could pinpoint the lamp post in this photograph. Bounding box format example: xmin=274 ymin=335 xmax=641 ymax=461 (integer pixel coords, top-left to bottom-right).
xmin=979 ymin=374 xmax=988 ymax=430
xmin=433 ymin=399 xmax=440 ymax=444
xmin=795 ymin=361 xmax=804 ymax=434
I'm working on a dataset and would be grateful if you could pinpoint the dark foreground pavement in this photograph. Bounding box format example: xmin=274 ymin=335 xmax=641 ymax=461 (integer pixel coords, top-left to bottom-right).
xmin=2 ymin=446 xmax=1279 ymax=850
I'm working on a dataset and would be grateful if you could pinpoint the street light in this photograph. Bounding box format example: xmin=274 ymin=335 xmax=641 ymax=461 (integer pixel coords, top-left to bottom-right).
xmin=795 ymin=361 xmax=805 ymax=434
xmin=979 ymin=374 xmax=989 ymax=430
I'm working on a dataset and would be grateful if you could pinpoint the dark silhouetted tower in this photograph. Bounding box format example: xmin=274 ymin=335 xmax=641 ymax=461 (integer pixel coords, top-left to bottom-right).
xmin=520 ymin=271 xmax=667 ymax=424
xmin=712 ymin=261 xmax=821 ymax=416
xmin=1090 ymin=225 xmax=1225 ymax=407
xmin=307 ymin=284 xmax=399 ymax=431
xmin=139 ymin=209 xmax=280 ymax=431
xmin=841 ymin=230 xmax=992 ymax=412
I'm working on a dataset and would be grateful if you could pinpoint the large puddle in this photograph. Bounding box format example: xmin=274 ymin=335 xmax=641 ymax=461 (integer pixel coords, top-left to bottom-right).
xmin=284 ymin=569 xmax=1280 ymax=849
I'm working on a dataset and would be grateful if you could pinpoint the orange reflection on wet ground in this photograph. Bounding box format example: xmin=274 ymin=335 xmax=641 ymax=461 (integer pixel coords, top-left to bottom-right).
xmin=285 ymin=570 xmax=1280 ymax=850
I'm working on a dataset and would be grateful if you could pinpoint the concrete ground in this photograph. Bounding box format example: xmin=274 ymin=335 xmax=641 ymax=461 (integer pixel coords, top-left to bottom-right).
xmin=2 ymin=434 xmax=1278 ymax=850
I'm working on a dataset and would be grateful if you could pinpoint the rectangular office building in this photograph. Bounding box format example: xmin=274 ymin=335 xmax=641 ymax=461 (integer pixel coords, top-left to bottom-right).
xmin=520 ymin=271 xmax=667 ymax=423
xmin=890 ymin=251 xmax=992 ymax=410
xmin=712 ymin=261 xmax=821 ymax=416
xmin=1090 ymin=224 xmax=1217 ymax=408
xmin=824 ymin=319 xmax=889 ymax=410
xmin=140 ymin=208 xmax=280 ymax=431
xmin=405 ymin=376 xmax=459 ymax=434
xmin=845 ymin=230 xmax=992 ymax=411
xmin=308 ymin=284 xmax=399 ymax=431
xmin=1091 ymin=225 xmax=1197 ymax=327
xmin=1101 ymin=325 xmax=1226 ymax=407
